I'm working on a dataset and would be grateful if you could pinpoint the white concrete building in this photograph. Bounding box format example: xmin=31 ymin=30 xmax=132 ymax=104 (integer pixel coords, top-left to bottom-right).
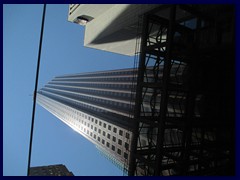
xmin=68 ymin=4 xmax=161 ymax=56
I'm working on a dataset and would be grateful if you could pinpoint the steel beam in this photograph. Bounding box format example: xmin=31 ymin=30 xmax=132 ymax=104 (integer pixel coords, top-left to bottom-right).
xmin=128 ymin=14 xmax=149 ymax=176
xmin=154 ymin=5 xmax=176 ymax=175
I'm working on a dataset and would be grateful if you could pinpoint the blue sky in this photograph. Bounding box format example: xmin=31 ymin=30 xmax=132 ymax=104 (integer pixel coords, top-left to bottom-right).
xmin=3 ymin=4 xmax=134 ymax=176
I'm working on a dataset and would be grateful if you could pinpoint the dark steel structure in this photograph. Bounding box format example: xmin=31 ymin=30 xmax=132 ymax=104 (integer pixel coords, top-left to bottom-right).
xmin=128 ymin=5 xmax=235 ymax=176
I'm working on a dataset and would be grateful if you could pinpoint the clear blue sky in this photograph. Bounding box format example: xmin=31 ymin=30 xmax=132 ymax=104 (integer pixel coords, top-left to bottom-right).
xmin=3 ymin=4 xmax=134 ymax=176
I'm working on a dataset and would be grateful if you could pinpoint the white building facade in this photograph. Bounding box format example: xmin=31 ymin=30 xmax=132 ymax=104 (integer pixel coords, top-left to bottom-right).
xmin=68 ymin=4 xmax=162 ymax=56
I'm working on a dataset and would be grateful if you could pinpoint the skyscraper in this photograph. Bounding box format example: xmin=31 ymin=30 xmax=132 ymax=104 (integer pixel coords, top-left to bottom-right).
xmin=36 ymin=65 xmax=189 ymax=174
xmin=37 ymin=68 xmax=138 ymax=172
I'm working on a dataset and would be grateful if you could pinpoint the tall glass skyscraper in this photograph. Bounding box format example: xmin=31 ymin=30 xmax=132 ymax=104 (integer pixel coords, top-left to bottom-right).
xmin=37 ymin=65 xmax=190 ymax=173
xmin=37 ymin=68 xmax=139 ymax=171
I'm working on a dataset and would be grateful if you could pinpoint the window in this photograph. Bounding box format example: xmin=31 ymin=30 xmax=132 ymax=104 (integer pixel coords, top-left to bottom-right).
xmin=91 ymin=125 xmax=93 ymax=129
xmin=102 ymin=139 xmax=105 ymax=144
xmin=97 ymin=137 xmax=100 ymax=141
xmin=94 ymin=134 xmax=96 ymax=139
xmin=107 ymin=134 xmax=111 ymax=139
xmin=102 ymin=131 xmax=106 ymax=136
xmin=113 ymin=127 xmax=117 ymax=133
xmin=124 ymin=153 xmax=128 ymax=159
xmin=95 ymin=119 xmax=98 ymax=124
xmin=112 ymin=145 xmax=115 ymax=151
xmin=117 ymin=149 xmax=121 ymax=155
xmin=103 ymin=123 xmax=106 ymax=128
xmin=125 ymin=142 xmax=129 ymax=150
xmin=90 ymin=132 xmax=92 ymax=136
xmin=126 ymin=132 xmax=130 ymax=139
xmin=112 ymin=136 xmax=116 ymax=142
xmin=108 ymin=125 xmax=111 ymax=130
xmin=119 ymin=130 xmax=123 ymax=136
xmin=118 ymin=139 xmax=122 ymax=145
xmin=106 ymin=142 xmax=110 ymax=147
xmin=99 ymin=121 xmax=102 ymax=126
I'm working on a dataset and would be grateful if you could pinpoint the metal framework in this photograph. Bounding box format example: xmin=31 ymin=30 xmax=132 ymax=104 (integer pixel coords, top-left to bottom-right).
xmin=128 ymin=5 xmax=234 ymax=176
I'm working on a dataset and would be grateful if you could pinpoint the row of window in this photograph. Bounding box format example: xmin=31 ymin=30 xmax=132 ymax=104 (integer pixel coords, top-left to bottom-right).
xmin=44 ymin=88 xmax=131 ymax=112
xmin=82 ymin=119 xmax=130 ymax=140
xmin=49 ymin=81 xmax=135 ymax=90
xmin=42 ymin=90 xmax=109 ymax=115
xmin=85 ymin=128 xmax=130 ymax=152
xmin=53 ymin=77 xmax=135 ymax=83
xmin=73 ymin=110 xmax=129 ymax=139
xmin=46 ymin=85 xmax=132 ymax=100
xmin=55 ymin=69 xmax=136 ymax=79
xmin=80 ymin=126 xmax=130 ymax=148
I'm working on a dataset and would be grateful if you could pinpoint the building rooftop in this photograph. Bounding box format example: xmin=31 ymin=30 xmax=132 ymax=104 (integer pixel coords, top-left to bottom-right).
xmin=29 ymin=164 xmax=74 ymax=176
